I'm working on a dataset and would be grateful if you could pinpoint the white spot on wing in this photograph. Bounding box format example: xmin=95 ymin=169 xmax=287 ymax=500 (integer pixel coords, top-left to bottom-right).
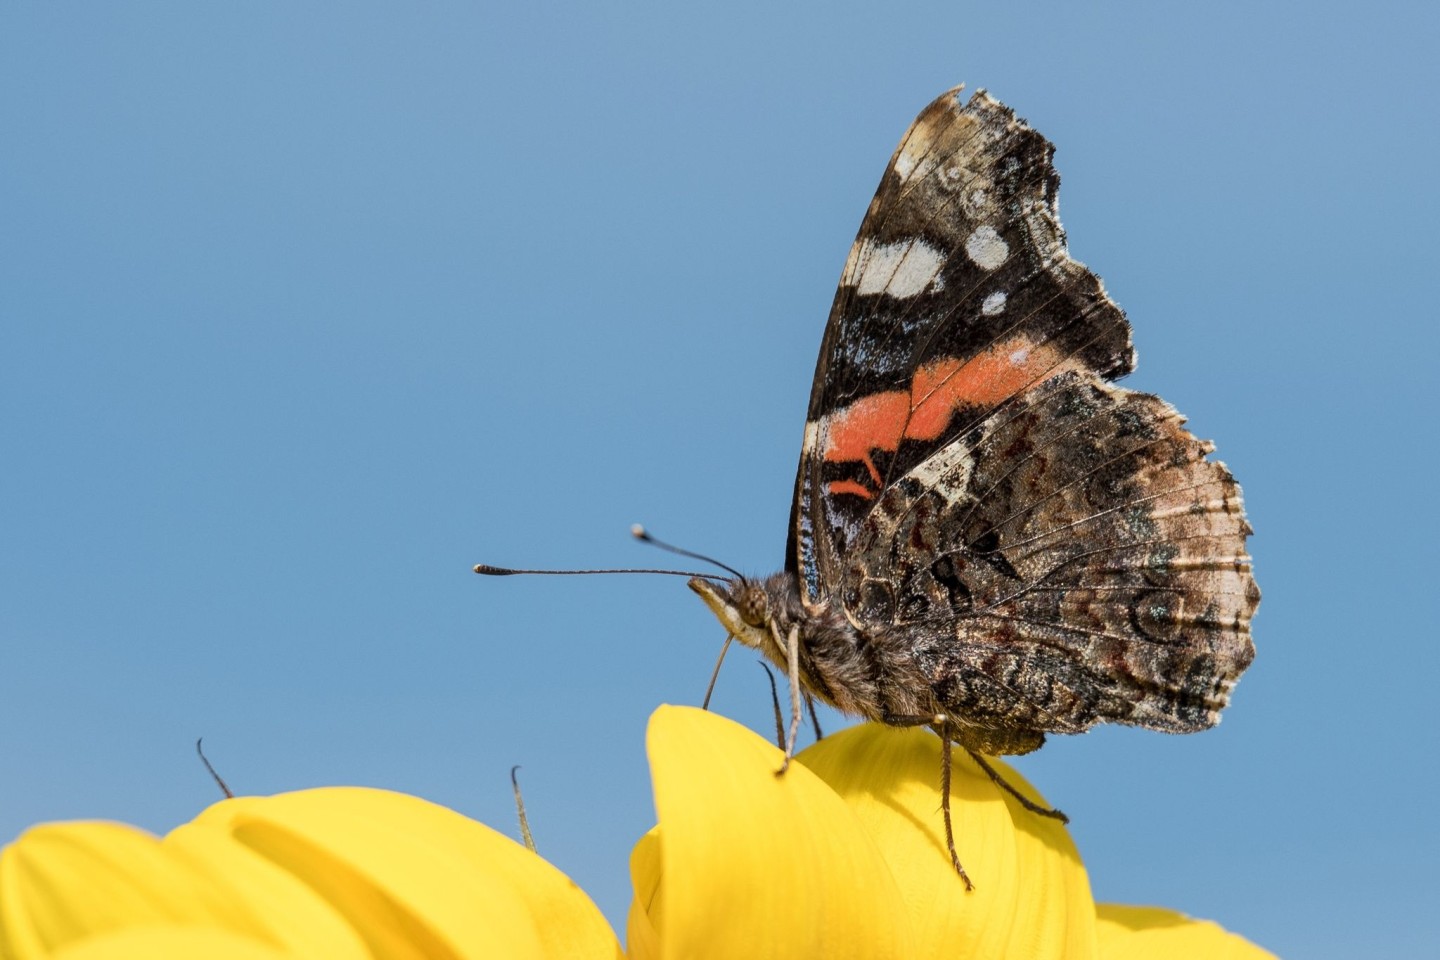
xmin=893 ymin=146 xmax=918 ymax=180
xmin=802 ymin=419 xmax=821 ymax=454
xmin=851 ymin=238 xmax=946 ymax=299
xmin=906 ymin=440 xmax=975 ymax=506
xmin=965 ymin=226 xmax=1009 ymax=270
xmin=981 ymin=291 xmax=1007 ymax=315
xmin=892 ymin=123 xmax=943 ymax=183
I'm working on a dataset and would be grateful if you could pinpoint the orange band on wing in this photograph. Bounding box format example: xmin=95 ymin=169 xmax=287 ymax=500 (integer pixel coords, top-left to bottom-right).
xmin=821 ymin=389 xmax=909 ymax=465
xmin=820 ymin=335 xmax=1075 ymax=498
xmin=907 ymin=338 xmax=1069 ymax=439
xmin=826 ymin=479 xmax=876 ymax=500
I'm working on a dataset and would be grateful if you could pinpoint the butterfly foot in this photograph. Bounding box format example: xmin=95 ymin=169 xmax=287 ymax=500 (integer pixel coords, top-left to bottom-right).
xmin=967 ymin=749 xmax=1070 ymax=823
xmin=948 ymin=849 xmax=975 ymax=892
xmin=1033 ymin=803 xmax=1069 ymax=824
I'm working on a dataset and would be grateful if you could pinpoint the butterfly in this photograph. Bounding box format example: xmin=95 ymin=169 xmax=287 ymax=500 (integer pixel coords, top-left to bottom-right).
xmin=688 ymin=86 xmax=1259 ymax=887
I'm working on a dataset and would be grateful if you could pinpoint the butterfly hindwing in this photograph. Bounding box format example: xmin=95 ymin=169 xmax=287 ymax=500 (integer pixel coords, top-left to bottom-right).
xmin=843 ymin=371 xmax=1258 ymax=738
xmin=790 ymin=88 xmax=1136 ymax=605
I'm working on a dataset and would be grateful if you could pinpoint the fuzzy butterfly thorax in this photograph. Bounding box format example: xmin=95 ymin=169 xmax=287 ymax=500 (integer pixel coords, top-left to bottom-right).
xmin=692 ymin=574 xmax=902 ymax=725
xmin=693 ymin=87 xmax=1258 ymax=765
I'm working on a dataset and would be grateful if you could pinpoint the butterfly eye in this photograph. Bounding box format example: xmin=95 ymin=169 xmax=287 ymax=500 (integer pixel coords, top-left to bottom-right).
xmin=736 ymin=585 xmax=769 ymax=628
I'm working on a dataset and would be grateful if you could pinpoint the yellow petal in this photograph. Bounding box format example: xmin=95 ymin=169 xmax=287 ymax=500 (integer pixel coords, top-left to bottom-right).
xmin=162 ymin=819 xmax=372 ymax=958
xmin=0 ymin=820 xmax=277 ymax=960
xmin=1095 ymin=904 xmax=1277 ymax=960
xmin=632 ymin=705 xmax=915 ymax=960
xmin=624 ymin=830 xmax=662 ymax=960
xmin=51 ymin=927 xmax=291 ymax=960
xmin=798 ymin=724 xmax=1097 ymax=960
xmin=2 ymin=788 xmax=620 ymax=960
xmin=188 ymin=787 xmax=622 ymax=960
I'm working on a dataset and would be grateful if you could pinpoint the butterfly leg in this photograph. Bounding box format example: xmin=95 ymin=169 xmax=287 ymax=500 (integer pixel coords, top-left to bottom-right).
xmin=774 ymin=622 xmax=803 ymax=775
xmin=881 ymin=714 xmax=977 ymax=888
xmin=754 ymin=662 xmax=787 ymax=748
xmin=700 ymin=633 xmax=735 ymax=710
xmin=805 ymin=693 xmax=824 ymax=741
xmin=762 ymin=666 xmax=822 ymax=749
xmin=939 ymin=735 xmax=975 ymax=890
xmin=964 ymin=749 xmax=1069 ymax=823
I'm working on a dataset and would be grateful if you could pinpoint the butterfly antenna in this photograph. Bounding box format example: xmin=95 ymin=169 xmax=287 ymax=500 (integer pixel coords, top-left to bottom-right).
xmin=474 ymin=563 xmax=724 ymax=580
xmin=631 ymin=525 xmax=745 ymax=580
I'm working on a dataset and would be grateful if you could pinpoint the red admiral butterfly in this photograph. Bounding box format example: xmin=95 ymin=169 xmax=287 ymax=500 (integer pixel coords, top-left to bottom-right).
xmin=479 ymin=86 xmax=1259 ymax=888
xmin=687 ymin=87 xmax=1259 ymax=885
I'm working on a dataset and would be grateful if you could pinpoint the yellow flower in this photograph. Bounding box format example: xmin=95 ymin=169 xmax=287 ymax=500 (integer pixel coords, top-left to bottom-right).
xmin=629 ymin=705 xmax=1275 ymax=960
xmin=0 ymin=788 xmax=621 ymax=960
xmin=0 ymin=707 xmax=1273 ymax=959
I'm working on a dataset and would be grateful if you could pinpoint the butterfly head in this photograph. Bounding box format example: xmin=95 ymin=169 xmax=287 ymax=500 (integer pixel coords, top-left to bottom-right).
xmin=688 ymin=576 xmax=776 ymax=653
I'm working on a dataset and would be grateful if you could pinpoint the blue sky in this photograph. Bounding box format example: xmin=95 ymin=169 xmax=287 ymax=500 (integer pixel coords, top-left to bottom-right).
xmin=3 ymin=2 xmax=1436 ymax=956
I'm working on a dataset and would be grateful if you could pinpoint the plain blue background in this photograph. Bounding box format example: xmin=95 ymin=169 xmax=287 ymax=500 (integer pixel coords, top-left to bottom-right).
xmin=3 ymin=3 xmax=1436 ymax=956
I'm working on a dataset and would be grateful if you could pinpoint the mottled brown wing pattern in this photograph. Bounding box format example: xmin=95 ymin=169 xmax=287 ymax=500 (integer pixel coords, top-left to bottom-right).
xmin=790 ymin=88 xmax=1135 ymax=606
xmin=843 ymin=372 xmax=1258 ymax=742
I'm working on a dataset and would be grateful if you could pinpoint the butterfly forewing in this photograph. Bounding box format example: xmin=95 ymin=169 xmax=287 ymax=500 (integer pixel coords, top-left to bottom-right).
xmin=789 ymin=88 xmax=1138 ymax=605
